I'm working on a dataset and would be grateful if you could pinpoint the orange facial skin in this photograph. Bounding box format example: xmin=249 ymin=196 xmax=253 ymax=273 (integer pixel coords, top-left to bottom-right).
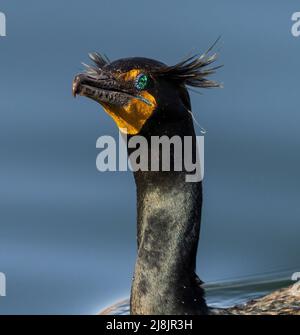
xmin=102 ymin=69 xmax=157 ymax=135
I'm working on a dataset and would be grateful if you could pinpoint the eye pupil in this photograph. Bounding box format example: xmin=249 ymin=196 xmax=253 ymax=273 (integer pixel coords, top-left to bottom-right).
xmin=135 ymin=74 xmax=148 ymax=90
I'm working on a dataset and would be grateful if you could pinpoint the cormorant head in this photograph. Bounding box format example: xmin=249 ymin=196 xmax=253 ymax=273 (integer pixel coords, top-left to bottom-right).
xmin=73 ymin=48 xmax=221 ymax=135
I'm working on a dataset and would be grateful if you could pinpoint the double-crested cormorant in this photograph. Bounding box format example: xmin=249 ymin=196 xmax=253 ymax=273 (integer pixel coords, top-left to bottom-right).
xmin=73 ymin=48 xmax=299 ymax=315
xmin=73 ymin=49 xmax=219 ymax=315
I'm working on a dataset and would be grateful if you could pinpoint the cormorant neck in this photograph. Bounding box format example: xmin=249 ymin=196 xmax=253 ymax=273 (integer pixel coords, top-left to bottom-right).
xmin=128 ymin=107 xmax=208 ymax=315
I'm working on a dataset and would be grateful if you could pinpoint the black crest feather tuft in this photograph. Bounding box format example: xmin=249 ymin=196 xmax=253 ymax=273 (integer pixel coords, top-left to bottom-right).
xmin=82 ymin=52 xmax=111 ymax=77
xmin=88 ymin=52 xmax=110 ymax=68
xmin=154 ymin=39 xmax=222 ymax=89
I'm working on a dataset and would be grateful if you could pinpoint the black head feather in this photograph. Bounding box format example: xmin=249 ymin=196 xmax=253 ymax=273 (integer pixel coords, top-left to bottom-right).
xmin=81 ymin=52 xmax=111 ymax=77
xmin=153 ymin=40 xmax=222 ymax=89
xmin=81 ymin=41 xmax=222 ymax=90
xmin=88 ymin=52 xmax=110 ymax=68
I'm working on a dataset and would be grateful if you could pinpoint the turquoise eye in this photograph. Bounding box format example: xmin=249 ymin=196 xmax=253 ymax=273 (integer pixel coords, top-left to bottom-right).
xmin=135 ymin=73 xmax=149 ymax=90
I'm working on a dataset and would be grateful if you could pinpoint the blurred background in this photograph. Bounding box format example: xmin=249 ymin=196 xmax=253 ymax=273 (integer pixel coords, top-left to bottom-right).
xmin=0 ymin=0 xmax=299 ymax=314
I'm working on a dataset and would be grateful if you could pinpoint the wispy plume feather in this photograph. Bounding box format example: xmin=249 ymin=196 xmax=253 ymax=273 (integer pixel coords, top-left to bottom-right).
xmin=154 ymin=37 xmax=223 ymax=89
xmin=81 ymin=62 xmax=101 ymax=75
xmin=81 ymin=52 xmax=111 ymax=77
xmin=88 ymin=52 xmax=110 ymax=68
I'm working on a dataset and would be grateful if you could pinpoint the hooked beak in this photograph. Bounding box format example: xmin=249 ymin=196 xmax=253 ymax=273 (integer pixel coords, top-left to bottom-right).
xmin=72 ymin=60 xmax=153 ymax=106
xmin=72 ymin=71 xmax=136 ymax=107
xmin=72 ymin=75 xmax=82 ymax=97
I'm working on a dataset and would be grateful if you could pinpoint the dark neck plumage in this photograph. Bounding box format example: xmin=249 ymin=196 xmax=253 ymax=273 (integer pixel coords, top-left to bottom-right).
xmin=128 ymin=101 xmax=208 ymax=315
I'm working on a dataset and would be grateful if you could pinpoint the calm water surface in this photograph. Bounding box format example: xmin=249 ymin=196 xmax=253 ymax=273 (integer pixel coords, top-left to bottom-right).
xmin=100 ymin=271 xmax=296 ymax=314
